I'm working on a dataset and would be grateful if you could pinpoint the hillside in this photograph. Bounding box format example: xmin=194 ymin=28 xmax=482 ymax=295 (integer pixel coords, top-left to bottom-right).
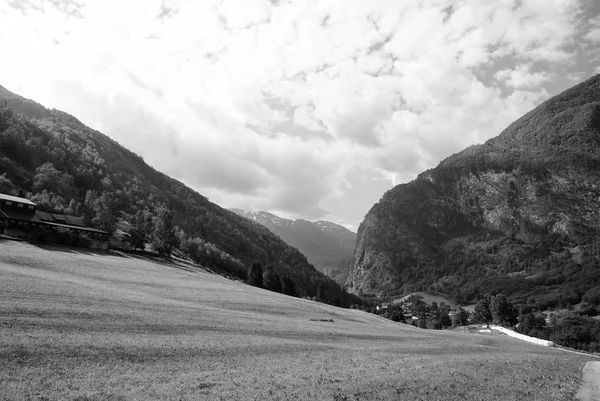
xmin=397 ymin=292 xmax=458 ymax=309
xmin=347 ymin=74 xmax=600 ymax=309
xmin=0 ymin=241 xmax=589 ymax=400
xmin=0 ymin=84 xmax=358 ymax=306
xmin=231 ymin=209 xmax=355 ymax=284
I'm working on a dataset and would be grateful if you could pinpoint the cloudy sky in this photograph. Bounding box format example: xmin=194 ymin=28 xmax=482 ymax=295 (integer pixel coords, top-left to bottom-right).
xmin=1 ymin=0 xmax=599 ymax=230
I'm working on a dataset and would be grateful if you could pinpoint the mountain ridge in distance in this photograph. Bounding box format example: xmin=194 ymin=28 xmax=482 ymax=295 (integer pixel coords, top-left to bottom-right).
xmin=231 ymin=208 xmax=356 ymax=284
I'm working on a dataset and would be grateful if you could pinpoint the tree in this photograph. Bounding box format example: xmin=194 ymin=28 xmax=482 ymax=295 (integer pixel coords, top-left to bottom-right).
xmin=517 ymin=313 xmax=546 ymax=335
xmin=472 ymin=296 xmax=493 ymax=326
xmin=151 ymin=205 xmax=176 ymax=256
xmin=173 ymin=226 xmax=186 ymax=250
xmin=263 ymin=266 xmax=282 ymax=293
xmin=32 ymin=162 xmax=74 ymax=194
xmin=82 ymin=190 xmax=98 ymax=226
xmin=418 ymin=311 xmax=428 ymax=329
xmin=0 ymin=173 xmax=15 ymax=194
xmin=33 ymin=162 xmax=61 ymax=192
xmin=437 ymin=302 xmax=452 ymax=328
xmin=491 ymin=294 xmax=518 ymax=326
xmin=128 ymin=209 xmax=151 ymax=250
xmin=281 ymin=275 xmax=296 ymax=296
xmin=0 ymin=101 xmax=14 ymax=132
xmin=452 ymin=306 xmax=469 ymax=327
xmin=316 ymin=284 xmax=325 ymax=302
xmin=92 ymin=191 xmax=118 ymax=233
xmin=248 ymin=262 xmax=264 ymax=288
xmin=384 ymin=304 xmax=405 ymax=322
xmin=64 ymin=198 xmax=77 ymax=215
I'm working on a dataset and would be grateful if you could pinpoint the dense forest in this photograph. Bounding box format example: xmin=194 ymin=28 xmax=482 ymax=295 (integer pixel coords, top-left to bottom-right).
xmin=0 ymin=85 xmax=362 ymax=307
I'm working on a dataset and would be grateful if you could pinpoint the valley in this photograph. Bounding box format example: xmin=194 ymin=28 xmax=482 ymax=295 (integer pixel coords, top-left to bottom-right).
xmin=1 ymin=3 xmax=599 ymax=400
xmin=0 ymin=240 xmax=592 ymax=400
xmin=231 ymin=209 xmax=356 ymax=284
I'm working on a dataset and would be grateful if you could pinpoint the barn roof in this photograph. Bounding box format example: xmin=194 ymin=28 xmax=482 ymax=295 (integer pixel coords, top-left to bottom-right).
xmin=0 ymin=193 xmax=36 ymax=206
xmin=36 ymin=211 xmax=85 ymax=227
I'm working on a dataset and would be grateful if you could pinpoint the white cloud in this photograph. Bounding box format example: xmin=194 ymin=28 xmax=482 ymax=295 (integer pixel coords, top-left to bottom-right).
xmin=495 ymin=65 xmax=550 ymax=89
xmin=584 ymin=13 xmax=600 ymax=43
xmin=0 ymin=0 xmax=595 ymax=228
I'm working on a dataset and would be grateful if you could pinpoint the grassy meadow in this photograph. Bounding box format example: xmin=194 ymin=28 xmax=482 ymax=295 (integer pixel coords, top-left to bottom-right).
xmin=0 ymin=240 xmax=591 ymax=400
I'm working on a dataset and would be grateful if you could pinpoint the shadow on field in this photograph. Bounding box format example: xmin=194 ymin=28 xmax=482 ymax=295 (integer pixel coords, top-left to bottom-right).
xmin=113 ymin=249 xmax=213 ymax=275
xmin=17 ymin=238 xmax=212 ymax=276
xmin=29 ymin=242 xmax=113 ymax=257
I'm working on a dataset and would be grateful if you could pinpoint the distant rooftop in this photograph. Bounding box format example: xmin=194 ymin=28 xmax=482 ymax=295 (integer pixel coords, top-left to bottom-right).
xmin=0 ymin=193 xmax=36 ymax=206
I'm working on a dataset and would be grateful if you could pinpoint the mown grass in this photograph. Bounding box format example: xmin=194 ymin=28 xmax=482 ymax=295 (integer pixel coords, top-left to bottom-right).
xmin=0 ymin=241 xmax=590 ymax=400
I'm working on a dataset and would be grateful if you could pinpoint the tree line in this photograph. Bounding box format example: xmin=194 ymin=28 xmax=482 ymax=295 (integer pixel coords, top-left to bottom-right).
xmin=374 ymin=292 xmax=600 ymax=353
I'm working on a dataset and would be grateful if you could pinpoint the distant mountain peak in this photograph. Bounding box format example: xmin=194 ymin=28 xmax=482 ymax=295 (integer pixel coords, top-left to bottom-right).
xmin=231 ymin=208 xmax=357 ymax=284
xmin=231 ymin=209 xmax=355 ymax=234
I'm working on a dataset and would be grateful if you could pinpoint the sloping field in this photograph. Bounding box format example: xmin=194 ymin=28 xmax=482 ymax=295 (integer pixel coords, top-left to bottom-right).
xmin=0 ymin=241 xmax=590 ymax=400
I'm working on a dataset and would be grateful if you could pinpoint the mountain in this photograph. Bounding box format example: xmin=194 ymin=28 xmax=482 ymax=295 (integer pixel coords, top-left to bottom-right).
xmin=347 ymin=74 xmax=600 ymax=310
xmin=0 ymin=84 xmax=361 ymax=307
xmin=231 ymin=209 xmax=356 ymax=283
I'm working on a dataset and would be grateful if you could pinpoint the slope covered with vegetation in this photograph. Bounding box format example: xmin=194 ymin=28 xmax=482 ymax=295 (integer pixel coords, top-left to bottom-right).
xmin=347 ymin=74 xmax=600 ymax=311
xmin=0 ymin=84 xmax=359 ymax=306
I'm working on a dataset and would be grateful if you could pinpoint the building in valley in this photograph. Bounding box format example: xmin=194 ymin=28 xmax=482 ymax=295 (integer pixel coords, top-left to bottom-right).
xmin=0 ymin=193 xmax=109 ymax=249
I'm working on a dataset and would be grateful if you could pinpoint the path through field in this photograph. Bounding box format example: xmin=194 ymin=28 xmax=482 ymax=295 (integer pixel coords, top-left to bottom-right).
xmin=0 ymin=241 xmax=592 ymax=400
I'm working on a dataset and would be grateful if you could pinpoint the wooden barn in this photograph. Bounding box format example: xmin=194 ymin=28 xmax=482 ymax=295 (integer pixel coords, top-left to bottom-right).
xmin=0 ymin=193 xmax=109 ymax=249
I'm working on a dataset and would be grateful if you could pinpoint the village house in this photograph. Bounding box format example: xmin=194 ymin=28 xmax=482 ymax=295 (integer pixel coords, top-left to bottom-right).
xmin=0 ymin=193 xmax=109 ymax=249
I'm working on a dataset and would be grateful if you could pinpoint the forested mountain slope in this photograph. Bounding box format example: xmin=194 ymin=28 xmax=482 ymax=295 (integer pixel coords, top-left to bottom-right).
xmin=347 ymin=74 xmax=600 ymax=309
xmin=0 ymin=84 xmax=359 ymax=306
xmin=231 ymin=209 xmax=355 ymax=284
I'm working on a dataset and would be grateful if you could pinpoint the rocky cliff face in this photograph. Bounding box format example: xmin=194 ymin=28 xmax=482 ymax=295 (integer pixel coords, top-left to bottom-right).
xmin=231 ymin=209 xmax=356 ymax=284
xmin=347 ymin=74 xmax=600 ymax=306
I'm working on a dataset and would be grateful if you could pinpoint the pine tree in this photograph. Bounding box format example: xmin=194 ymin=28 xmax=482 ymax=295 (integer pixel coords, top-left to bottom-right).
xmin=418 ymin=311 xmax=428 ymax=328
xmin=263 ymin=266 xmax=281 ymax=293
xmin=316 ymin=284 xmax=325 ymax=302
xmin=248 ymin=262 xmax=263 ymax=288
xmin=281 ymin=275 xmax=296 ymax=297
